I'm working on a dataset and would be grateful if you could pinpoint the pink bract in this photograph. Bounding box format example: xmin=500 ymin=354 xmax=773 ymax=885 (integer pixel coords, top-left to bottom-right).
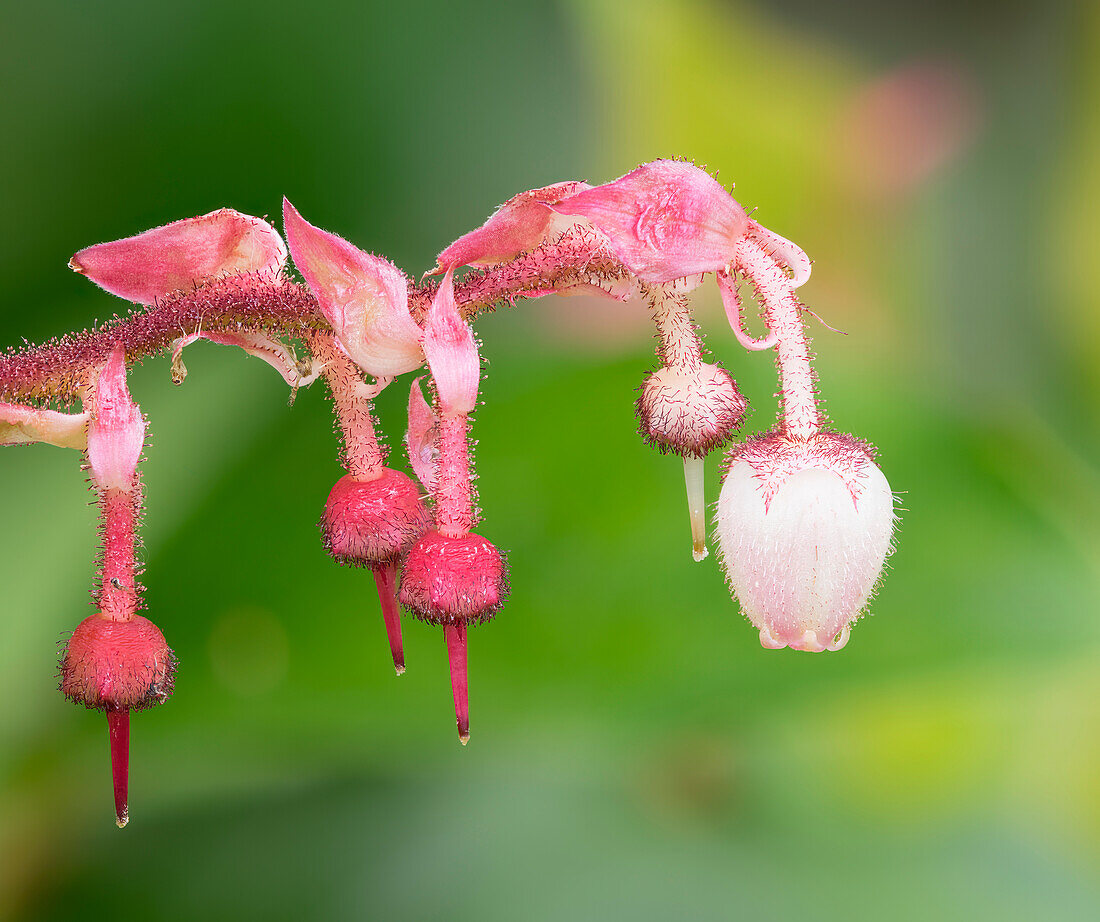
xmin=421 ymin=270 xmax=480 ymax=416
xmin=282 ymin=199 xmax=424 ymax=377
xmin=552 ymin=159 xmax=751 ymax=283
xmin=434 ymin=180 xmax=591 ymax=272
xmin=86 ymin=347 xmax=145 ymax=492
xmin=70 ymin=209 xmax=287 ymax=305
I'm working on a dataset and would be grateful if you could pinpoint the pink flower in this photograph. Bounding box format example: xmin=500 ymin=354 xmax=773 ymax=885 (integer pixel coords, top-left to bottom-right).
xmin=282 ymin=199 xmax=424 ymax=378
xmin=715 ymin=432 xmax=895 ymax=652
xmin=70 ymin=209 xmax=287 ymax=304
xmin=87 ymin=347 xmax=146 ymax=493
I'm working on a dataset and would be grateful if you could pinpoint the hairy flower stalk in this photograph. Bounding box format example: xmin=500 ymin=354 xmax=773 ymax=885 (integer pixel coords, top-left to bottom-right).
xmin=0 ymin=159 xmax=899 ymax=820
xmin=732 ymin=237 xmax=820 ymax=439
xmin=398 ymin=271 xmax=507 ymax=743
xmin=639 ymin=282 xmax=746 ymax=560
xmin=58 ymin=347 xmax=174 ymax=827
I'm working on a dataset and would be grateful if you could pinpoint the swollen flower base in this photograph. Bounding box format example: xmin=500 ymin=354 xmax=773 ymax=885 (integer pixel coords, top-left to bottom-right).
xmin=0 ymin=158 xmax=898 ymax=825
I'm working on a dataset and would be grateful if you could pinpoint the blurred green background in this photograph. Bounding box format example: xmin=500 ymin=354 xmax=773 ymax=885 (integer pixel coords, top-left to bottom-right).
xmin=2 ymin=0 xmax=1099 ymax=918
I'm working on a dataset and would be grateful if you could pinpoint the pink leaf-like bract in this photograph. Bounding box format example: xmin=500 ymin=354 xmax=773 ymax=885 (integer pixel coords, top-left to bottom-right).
xmin=715 ymin=432 xmax=895 ymax=652
xmin=0 ymin=402 xmax=89 ymax=448
xmin=422 ymin=270 xmax=480 ymax=416
xmin=282 ymin=199 xmax=424 ymax=377
xmin=87 ymin=347 xmax=145 ymax=492
xmin=405 ymin=376 xmax=440 ymax=493
xmin=70 ymin=209 xmax=287 ymax=305
xmin=552 ymin=160 xmax=750 ymax=283
xmin=434 ymin=181 xmax=591 ymax=272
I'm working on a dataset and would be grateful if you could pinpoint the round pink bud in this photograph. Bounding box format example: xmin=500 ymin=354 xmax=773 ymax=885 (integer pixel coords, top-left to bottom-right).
xmin=398 ymin=531 xmax=508 ymax=625
xmin=636 ymin=362 xmax=747 ymax=458
xmin=320 ymin=468 xmax=431 ymax=568
xmin=60 ymin=614 xmax=175 ymax=710
xmin=715 ymin=432 xmax=895 ymax=652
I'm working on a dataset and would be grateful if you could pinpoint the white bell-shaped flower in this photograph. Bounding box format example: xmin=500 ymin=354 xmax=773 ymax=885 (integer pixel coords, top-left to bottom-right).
xmin=716 ymin=431 xmax=896 ymax=652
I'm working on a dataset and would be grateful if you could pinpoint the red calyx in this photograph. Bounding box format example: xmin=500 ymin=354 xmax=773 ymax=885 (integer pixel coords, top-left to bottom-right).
xmin=398 ymin=531 xmax=508 ymax=626
xmin=59 ymin=613 xmax=174 ymax=827
xmin=320 ymin=469 xmax=430 ymax=568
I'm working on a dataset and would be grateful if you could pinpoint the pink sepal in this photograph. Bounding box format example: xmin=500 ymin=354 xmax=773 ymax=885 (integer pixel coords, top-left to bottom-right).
xmin=70 ymin=209 xmax=287 ymax=305
xmin=405 ymin=376 xmax=439 ymax=493
xmin=422 ymin=270 xmax=480 ymax=416
xmin=171 ymin=330 xmax=322 ymax=387
xmin=282 ymin=199 xmax=424 ymax=377
xmin=433 ymin=181 xmax=591 ymax=273
xmin=552 ymin=160 xmax=750 ymax=283
xmin=87 ymin=346 xmax=145 ymax=492
xmin=0 ymin=402 xmax=89 ymax=448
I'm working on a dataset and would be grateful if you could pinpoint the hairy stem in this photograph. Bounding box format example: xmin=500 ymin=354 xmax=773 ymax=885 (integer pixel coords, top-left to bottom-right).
xmin=649 ymin=284 xmax=702 ymax=370
xmin=308 ymin=332 xmax=384 ymax=479
xmin=435 ymin=415 xmax=473 ymax=538
xmin=735 ymin=237 xmax=820 ymax=440
xmin=98 ymin=487 xmax=140 ymax=621
xmin=0 ymin=232 xmax=627 ymax=404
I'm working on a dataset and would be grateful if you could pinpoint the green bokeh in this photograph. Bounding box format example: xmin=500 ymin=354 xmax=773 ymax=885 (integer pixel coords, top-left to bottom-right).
xmin=2 ymin=1 xmax=1098 ymax=919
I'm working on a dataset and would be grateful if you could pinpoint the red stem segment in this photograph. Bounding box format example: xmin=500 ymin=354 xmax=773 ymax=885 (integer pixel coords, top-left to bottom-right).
xmin=435 ymin=415 xmax=473 ymax=539
xmin=107 ymin=708 xmax=130 ymax=828
xmin=373 ymin=562 xmax=405 ymax=676
xmin=98 ymin=488 xmax=139 ymax=621
xmin=444 ymin=623 xmax=470 ymax=745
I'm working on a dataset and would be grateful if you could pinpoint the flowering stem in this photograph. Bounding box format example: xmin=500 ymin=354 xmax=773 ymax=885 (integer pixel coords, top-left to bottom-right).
xmin=435 ymin=414 xmax=473 ymax=538
xmin=308 ymin=332 xmax=384 ymax=480
xmin=0 ymin=234 xmax=626 ymax=404
xmin=107 ymin=707 xmax=130 ymax=828
xmin=444 ymin=623 xmax=470 ymax=745
xmin=373 ymin=562 xmax=405 ymax=676
xmin=735 ymin=237 xmax=820 ymax=440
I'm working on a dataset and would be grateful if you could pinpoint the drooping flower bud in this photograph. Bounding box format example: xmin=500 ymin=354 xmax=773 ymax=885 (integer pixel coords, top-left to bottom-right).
xmin=636 ymin=362 xmax=746 ymax=459
xmin=715 ymin=431 xmax=895 ymax=652
xmin=399 ymin=531 xmax=508 ymax=626
xmin=321 ymin=469 xmax=431 ymax=568
xmin=60 ymin=614 xmax=175 ymax=711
